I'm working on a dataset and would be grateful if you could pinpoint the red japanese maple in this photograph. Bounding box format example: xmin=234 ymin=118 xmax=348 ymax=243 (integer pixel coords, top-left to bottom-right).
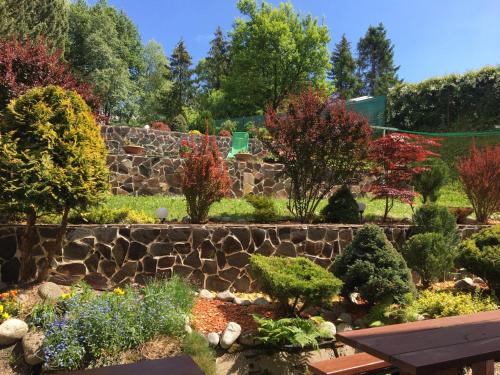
xmin=369 ymin=133 xmax=440 ymax=221
xmin=150 ymin=121 xmax=171 ymax=132
xmin=264 ymin=88 xmax=372 ymax=223
xmin=180 ymin=134 xmax=232 ymax=223
xmin=457 ymin=143 xmax=500 ymax=223
xmin=0 ymin=38 xmax=99 ymax=111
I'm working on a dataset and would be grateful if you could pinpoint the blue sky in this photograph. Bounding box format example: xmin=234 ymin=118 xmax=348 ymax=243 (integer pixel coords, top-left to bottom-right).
xmin=91 ymin=0 xmax=500 ymax=83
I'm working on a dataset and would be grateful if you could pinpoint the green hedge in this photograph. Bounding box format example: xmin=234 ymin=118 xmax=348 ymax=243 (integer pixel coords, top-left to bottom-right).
xmin=386 ymin=66 xmax=500 ymax=131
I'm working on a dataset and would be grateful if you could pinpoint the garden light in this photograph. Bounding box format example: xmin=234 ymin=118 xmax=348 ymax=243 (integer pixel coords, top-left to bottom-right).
xmin=357 ymin=201 xmax=366 ymax=222
xmin=156 ymin=207 xmax=169 ymax=223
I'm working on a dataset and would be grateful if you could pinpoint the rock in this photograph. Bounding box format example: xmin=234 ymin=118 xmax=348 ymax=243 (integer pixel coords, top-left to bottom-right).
xmin=336 ymin=323 xmax=352 ymax=333
xmin=199 ymin=289 xmax=214 ymax=300
xmin=22 ymin=331 xmax=44 ymax=365
xmin=238 ymin=331 xmax=260 ymax=347
xmin=349 ymin=292 xmax=362 ymax=305
xmin=38 ymin=282 xmax=63 ymax=301
xmin=253 ymin=297 xmax=270 ymax=306
xmin=216 ymin=290 xmax=236 ymax=302
xmin=0 ymin=319 xmax=29 ymax=345
xmin=318 ymin=321 xmax=336 ymax=339
xmin=337 ymin=313 xmax=353 ymax=324
xmin=220 ymin=322 xmax=242 ymax=349
xmin=234 ymin=297 xmax=252 ymax=306
xmin=353 ymin=318 xmax=366 ymax=329
xmin=207 ymin=332 xmax=220 ymax=347
xmin=454 ymin=277 xmax=476 ymax=292
xmin=184 ymin=325 xmax=192 ymax=335
xmin=473 ymin=277 xmax=486 ymax=285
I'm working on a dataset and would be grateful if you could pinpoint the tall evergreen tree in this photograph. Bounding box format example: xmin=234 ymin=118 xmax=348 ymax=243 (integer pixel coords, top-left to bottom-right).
xmin=0 ymin=0 xmax=69 ymax=53
xmin=164 ymin=39 xmax=194 ymax=120
xmin=204 ymin=26 xmax=230 ymax=90
xmin=329 ymin=34 xmax=361 ymax=99
xmin=357 ymin=23 xmax=400 ymax=96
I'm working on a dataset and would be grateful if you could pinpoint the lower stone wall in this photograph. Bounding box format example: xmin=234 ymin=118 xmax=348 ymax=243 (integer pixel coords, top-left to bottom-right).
xmin=0 ymin=224 xmax=486 ymax=291
xmin=108 ymin=155 xmax=290 ymax=198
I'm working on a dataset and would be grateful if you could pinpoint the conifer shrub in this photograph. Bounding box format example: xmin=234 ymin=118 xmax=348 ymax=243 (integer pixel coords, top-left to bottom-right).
xmin=412 ymin=158 xmax=448 ymax=203
xmin=456 ymin=226 xmax=500 ymax=295
xmin=171 ymin=114 xmax=189 ymax=133
xmin=321 ymin=185 xmax=360 ymax=224
xmin=412 ymin=204 xmax=459 ymax=243
xmin=220 ymin=119 xmax=237 ymax=134
xmin=332 ymin=225 xmax=414 ymax=305
xmin=245 ymin=195 xmax=278 ymax=223
xmin=249 ymin=255 xmax=342 ymax=315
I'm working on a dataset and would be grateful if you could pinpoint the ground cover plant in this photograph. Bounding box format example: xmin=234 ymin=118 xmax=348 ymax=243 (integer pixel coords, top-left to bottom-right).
xmin=28 ymin=277 xmax=194 ymax=370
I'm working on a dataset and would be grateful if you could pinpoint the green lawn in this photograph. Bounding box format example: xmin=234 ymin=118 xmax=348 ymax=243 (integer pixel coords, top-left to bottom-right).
xmin=101 ymin=182 xmax=470 ymax=223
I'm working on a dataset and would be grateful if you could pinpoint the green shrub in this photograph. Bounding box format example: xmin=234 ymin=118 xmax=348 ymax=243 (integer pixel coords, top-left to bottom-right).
xmin=412 ymin=158 xmax=448 ymax=203
xmin=39 ymin=277 xmax=195 ymax=370
xmin=171 ymin=114 xmax=189 ymax=133
xmin=190 ymin=110 xmax=216 ymax=135
xmin=69 ymin=206 xmax=154 ymax=224
xmin=245 ymin=195 xmax=278 ymax=223
xmin=413 ymin=204 xmax=458 ymax=243
xmin=332 ymin=225 xmax=415 ymax=305
xmin=402 ymin=233 xmax=456 ymax=287
xmin=249 ymin=255 xmax=342 ymax=315
xmin=253 ymin=315 xmax=333 ymax=349
xmin=456 ymin=226 xmax=500 ymax=295
xmin=321 ymin=185 xmax=360 ymax=224
xmin=220 ymin=119 xmax=237 ymax=134
xmin=182 ymin=332 xmax=216 ymax=375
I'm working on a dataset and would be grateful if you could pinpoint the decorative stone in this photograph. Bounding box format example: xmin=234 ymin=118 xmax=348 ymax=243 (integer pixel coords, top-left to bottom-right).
xmin=169 ymin=227 xmax=191 ymax=242
xmin=234 ymin=297 xmax=252 ymax=306
xmin=216 ymin=290 xmax=236 ymax=302
xmin=207 ymin=332 xmax=220 ymax=347
xmin=150 ymin=242 xmax=173 ymax=257
xmin=111 ymin=261 xmax=138 ymax=284
xmin=64 ymin=241 xmax=90 ymax=260
xmin=206 ymin=275 xmax=231 ymax=292
xmin=337 ymin=323 xmax=353 ymax=333
xmin=220 ymin=267 xmax=240 ymax=281
xmin=226 ymin=252 xmax=250 ymax=268
xmin=185 ymin=325 xmax=192 ymax=334
xmin=56 ymin=263 xmax=87 ymax=276
xmin=230 ymin=228 xmax=251 ymax=249
xmin=128 ymin=242 xmax=147 ymax=260
xmin=94 ymin=228 xmax=118 ymax=243
xmin=184 ymin=251 xmax=202 ymax=268
xmin=0 ymin=319 xmax=29 ymax=345
xmin=253 ymin=297 xmax=270 ymax=306
xmin=38 ymin=282 xmax=63 ymax=300
xmin=277 ymin=242 xmax=296 ymax=257
xmin=349 ymin=292 xmax=363 ymax=305
xmin=83 ymin=273 xmax=108 ymax=290
xmin=454 ymin=277 xmax=476 ymax=292
xmin=199 ymin=289 xmax=213 ymax=300
xmin=251 ymin=228 xmax=266 ymax=248
xmin=112 ymin=237 xmax=129 ymax=266
xmin=22 ymin=331 xmax=45 ymax=365
xmin=337 ymin=313 xmax=353 ymax=325
xmin=222 ymin=236 xmax=243 ymax=254
xmin=220 ymin=322 xmax=242 ymax=349
xmin=200 ymin=240 xmax=217 ymax=259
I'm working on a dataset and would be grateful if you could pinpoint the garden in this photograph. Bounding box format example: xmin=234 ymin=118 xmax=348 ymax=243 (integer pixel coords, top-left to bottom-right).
xmin=0 ymin=1 xmax=499 ymax=374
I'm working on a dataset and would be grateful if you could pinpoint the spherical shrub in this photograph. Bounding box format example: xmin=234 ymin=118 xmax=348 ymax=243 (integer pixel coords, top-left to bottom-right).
xmin=413 ymin=204 xmax=458 ymax=243
xmin=403 ymin=233 xmax=456 ymax=287
xmin=321 ymin=185 xmax=360 ymax=224
xmin=332 ymin=225 xmax=415 ymax=305
xmin=456 ymin=225 xmax=500 ymax=295
xmin=245 ymin=195 xmax=278 ymax=223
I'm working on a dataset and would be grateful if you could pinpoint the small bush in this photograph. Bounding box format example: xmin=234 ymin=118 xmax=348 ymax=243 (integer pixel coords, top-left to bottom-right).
xmin=413 ymin=204 xmax=458 ymax=243
xmin=332 ymin=225 xmax=415 ymax=305
xmin=412 ymin=158 xmax=448 ymax=203
xmin=402 ymin=233 xmax=456 ymax=287
xmin=220 ymin=119 xmax=237 ymax=134
xmin=245 ymin=195 xmax=278 ymax=223
xmin=249 ymin=255 xmax=342 ymax=315
xmin=456 ymin=226 xmax=500 ymax=295
xmin=182 ymin=332 xmax=216 ymax=375
xmin=150 ymin=121 xmax=171 ymax=132
xmin=253 ymin=315 xmax=333 ymax=349
xmin=218 ymin=129 xmax=231 ymax=137
xmin=180 ymin=134 xmax=231 ymax=223
xmin=69 ymin=207 xmax=154 ymax=224
xmin=321 ymin=185 xmax=360 ymax=224
xmin=171 ymin=114 xmax=189 ymax=133
xmin=456 ymin=144 xmax=500 ymax=223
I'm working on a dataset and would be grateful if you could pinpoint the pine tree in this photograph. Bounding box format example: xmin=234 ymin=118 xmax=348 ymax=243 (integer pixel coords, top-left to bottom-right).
xmin=0 ymin=0 xmax=69 ymax=53
xmin=204 ymin=26 xmax=230 ymax=90
xmin=164 ymin=39 xmax=194 ymax=120
xmin=329 ymin=34 xmax=361 ymax=99
xmin=357 ymin=23 xmax=400 ymax=96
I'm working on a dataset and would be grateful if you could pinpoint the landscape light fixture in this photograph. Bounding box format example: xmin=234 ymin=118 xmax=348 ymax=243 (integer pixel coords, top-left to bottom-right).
xmin=156 ymin=207 xmax=169 ymax=224
xmin=357 ymin=201 xmax=366 ymax=223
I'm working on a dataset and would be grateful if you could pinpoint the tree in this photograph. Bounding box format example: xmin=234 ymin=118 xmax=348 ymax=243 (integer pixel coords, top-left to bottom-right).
xmin=138 ymin=40 xmax=172 ymax=123
xmin=163 ymin=40 xmax=195 ymax=121
xmin=456 ymin=144 xmax=500 ymax=223
xmin=198 ymin=26 xmax=230 ymax=91
xmin=412 ymin=158 xmax=448 ymax=203
xmin=264 ymin=89 xmax=371 ymax=223
xmin=369 ymin=133 xmax=440 ymax=221
xmin=65 ymin=0 xmax=145 ymax=122
xmin=0 ymin=86 xmax=109 ymax=281
xmin=223 ymin=0 xmax=331 ymax=116
xmin=0 ymin=38 xmax=98 ymax=111
xmin=329 ymin=35 xmax=361 ymax=99
xmin=357 ymin=23 xmax=400 ymax=96
xmin=0 ymin=0 xmax=69 ymax=52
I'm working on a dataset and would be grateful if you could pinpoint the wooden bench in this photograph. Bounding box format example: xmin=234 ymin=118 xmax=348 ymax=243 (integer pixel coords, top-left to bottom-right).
xmin=308 ymin=352 xmax=396 ymax=375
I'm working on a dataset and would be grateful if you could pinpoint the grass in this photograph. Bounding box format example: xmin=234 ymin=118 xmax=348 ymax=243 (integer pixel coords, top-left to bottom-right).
xmin=100 ymin=182 xmax=470 ymax=223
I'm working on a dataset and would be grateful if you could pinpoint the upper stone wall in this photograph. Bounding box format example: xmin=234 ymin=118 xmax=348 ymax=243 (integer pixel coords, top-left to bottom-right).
xmin=101 ymin=125 xmax=265 ymax=158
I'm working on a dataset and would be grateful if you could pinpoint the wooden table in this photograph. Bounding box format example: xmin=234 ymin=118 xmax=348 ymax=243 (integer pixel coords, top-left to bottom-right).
xmin=336 ymin=310 xmax=500 ymax=375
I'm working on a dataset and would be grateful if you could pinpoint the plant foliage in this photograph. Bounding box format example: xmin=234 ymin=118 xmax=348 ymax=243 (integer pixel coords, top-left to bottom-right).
xmin=412 ymin=158 xmax=448 ymax=203
xmin=245 ymin=195 xmax=278 ymax=223
xmin=321 ymin=185 xmax=360 ymax=224
xmin=412 ymin=204 xmax=459 ymax=241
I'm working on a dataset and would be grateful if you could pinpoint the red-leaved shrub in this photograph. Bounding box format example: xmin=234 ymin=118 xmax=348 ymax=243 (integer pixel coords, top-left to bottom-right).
xmin=456 ymin=144 xmax=500 ymax=223
xmin=180 ymin=134 xmax=231 ymax=223
xmin=369 ymin=133 xmax=440 ymax=221
xmin=218 ymin=129 xmax=232 ymax=137
xmin=0 ymin=38 xmax=99 ymax=111
xmin=150 ymin=121 xmax=171 ymax=132
xmin=264 ymin=88 xmax=372 ymax=223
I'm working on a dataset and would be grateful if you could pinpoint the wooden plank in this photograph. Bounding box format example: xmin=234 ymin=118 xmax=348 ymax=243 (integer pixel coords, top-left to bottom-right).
xmin=61 ymin=355 xmax=204 ymax=375
xmin=471 ymin=360 xmax=495 ymax=375
xmin=308 ymin=352 xmax=392 ymax=375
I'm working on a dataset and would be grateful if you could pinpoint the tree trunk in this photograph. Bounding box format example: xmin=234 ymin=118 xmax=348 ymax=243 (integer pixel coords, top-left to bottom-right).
xmin=19 ymin=207 xmax=37 ymax=282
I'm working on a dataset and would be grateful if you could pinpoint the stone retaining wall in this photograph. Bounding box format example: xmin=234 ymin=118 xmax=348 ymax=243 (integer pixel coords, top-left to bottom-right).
xmin=0 ymin=224 xmax=486 ymax=291
xmin=107 ymin=155 xmax=290 ymax=198
xmin=101 ymin=125 xmax=265 ymax=158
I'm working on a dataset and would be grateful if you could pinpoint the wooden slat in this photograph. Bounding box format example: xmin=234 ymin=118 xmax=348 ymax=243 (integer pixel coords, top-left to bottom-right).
xmin=61 ymin=355 xmax=204 ymax=375
xmin=308 ymin=352 xmax=392 ymax=375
